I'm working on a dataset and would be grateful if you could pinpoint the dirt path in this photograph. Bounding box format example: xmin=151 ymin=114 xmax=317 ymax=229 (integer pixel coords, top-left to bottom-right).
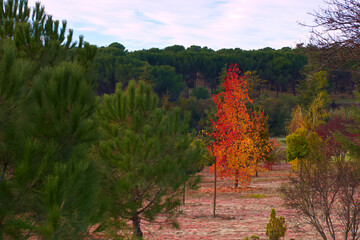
xmin=143 ymin=163 xmax=321 ymax=240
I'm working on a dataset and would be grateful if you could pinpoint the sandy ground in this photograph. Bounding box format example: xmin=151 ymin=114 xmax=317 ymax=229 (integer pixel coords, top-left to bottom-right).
xmin=142 ymin=163 xmax=322 ymax=240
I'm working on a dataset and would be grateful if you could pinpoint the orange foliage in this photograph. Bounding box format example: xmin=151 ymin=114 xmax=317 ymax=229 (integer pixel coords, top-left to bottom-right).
xmin=251 ymin=110 xmax=278 ymax=172
xmin=209 ymin=64 xmax=275 ymax=185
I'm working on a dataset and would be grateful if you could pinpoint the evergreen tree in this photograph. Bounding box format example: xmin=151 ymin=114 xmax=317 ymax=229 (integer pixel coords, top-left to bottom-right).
xmin=0 ymin=49 xmax=102 ymax=239
xmin=96 ymin=80 xmax=203 ymax=238
xmin=0 ymin=1 xmax=101 ymax=238
xmin=0 ymin=40 xmax=33 ymax=240
xmin=0 ymin=0 xmax=97 ymax=71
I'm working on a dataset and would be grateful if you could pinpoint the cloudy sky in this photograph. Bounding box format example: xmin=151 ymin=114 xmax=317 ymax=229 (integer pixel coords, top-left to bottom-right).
xmin=27 ymin=0 xmax=325 ymax=51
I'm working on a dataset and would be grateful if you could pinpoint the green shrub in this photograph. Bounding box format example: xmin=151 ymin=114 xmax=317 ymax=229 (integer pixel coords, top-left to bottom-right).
xmin=242 ymin=194 xmax=266 ymax=199
xmin=191 ymin=87 xmax=210 ymax=99
xmin=266 ymin=209 xmax=287 ymax=240
xmin=286 ymin=127 xmax=309 ymax=161
xmin=244 ymin=235 xmax=260 ymax=240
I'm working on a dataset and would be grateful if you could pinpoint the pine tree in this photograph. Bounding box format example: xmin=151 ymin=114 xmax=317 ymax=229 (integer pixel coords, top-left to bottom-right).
xmin=0 ymin=39 xmax=33 ymax=240
xmin=0 ymin=1 xmax=101 ymax=238
xmin=0 ymin=49 xmax=102 ymax=238
xmin=96 ymin=80 xmax=203 ymax=238
xmin=0 ymin=0 xmax=97 ymax=70
xmin=26 ymin=62 xmax=100 ymax=239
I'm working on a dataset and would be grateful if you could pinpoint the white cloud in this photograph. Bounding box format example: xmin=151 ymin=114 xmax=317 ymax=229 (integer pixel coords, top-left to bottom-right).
xmin=27 ymin=0 xmax=325 ymax=50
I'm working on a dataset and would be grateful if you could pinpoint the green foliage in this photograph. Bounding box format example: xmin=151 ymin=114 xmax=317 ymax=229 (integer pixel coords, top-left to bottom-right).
xmin=272 ymin=56 xmax=292 ymax=93
xmin=96 ymin=80 xmax=203 ymax=237
xmin=30 ymin=62 xmax=97 ymax=146
xmin=95 ymin=43 xmax=307 ymax=100
xmin=0 ymin=41 xmax=31 ymax=183
xmin=212 ymin=64 xmax=227 ymax=94
xmin=307 ymin=131 xmax=326 ymax=164
xmin=0 ymin=0 xmax=94 ymax=68
xmin=242 ymin=193 xmax=266 ymax=199
xmin=299 ymin=71 xmax=330 ymax=107
xmin=287 ymin=91 xmax=329 ymax=135
xmin=306 ymin=92 xmax=330 ymax=130
xmin=191 ymin=86 xmax=210 ymax=99
xmin=177 ymin=96 xmax=215 ymax=131
xmin=255 ymin=94 xmax=299 ymax=136
xmin=192 ymin=133 xmax=213 ymax=169
xmin=244 ymin=71 xmax=266 ymax=99
xmin=286 ymin=127 xmax=309 ymax=161
xmin=164 ymin=45 xmax=185 ymax=53
xmin=108 ymin=42 xmax=126 ymax=52
xmin=336 ymin=91 xmax=360 ymax=161
xmin=0 ymin=60 xmax=101 ymax=239
xmin=244 ymin=235 xmax=260 ymax=240
xmin=0 ymin=2 xmax=101 ymax=238
xmin=149 ymin=65 xmax=185 ymax=101
xmin=93 ymin=45 xmax=145 ymax=94
xmin=266 ymin=209 xmax=287 ymax=240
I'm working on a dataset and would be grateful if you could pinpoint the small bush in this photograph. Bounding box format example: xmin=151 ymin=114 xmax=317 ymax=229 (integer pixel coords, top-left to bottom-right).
xmin=266 ymin=209 xmax=287 ymax=240
xmin=242 ymin=194 xmax=266 ymax=199
xmin=244 ymin=235 xmax=260 ymax=240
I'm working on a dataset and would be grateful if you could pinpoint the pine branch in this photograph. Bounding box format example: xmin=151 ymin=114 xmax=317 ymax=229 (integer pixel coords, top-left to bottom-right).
xmin=137 ymin=188 xmax=162 ymax=215
xmin=0 ymin=162 xmax=7 ymax=183
xmin=24 ymin=215 xmax=45 ymax=239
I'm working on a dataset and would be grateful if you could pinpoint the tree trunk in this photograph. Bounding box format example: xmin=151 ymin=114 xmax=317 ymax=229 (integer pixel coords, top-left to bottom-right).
xmin=213 ymin=159 xmax=217 ymax=217
xmin=234 ymin=171 xmax=239 ymax=188
xmin=183 ymin=182 xmax=186 ymax=205
xmin=131 ymin=215 xmax=143 ymax=237
xmin=292 ymin=79 xmax=296 ymax=96
xmin=0 ymin=163 xmax=7 ymax=183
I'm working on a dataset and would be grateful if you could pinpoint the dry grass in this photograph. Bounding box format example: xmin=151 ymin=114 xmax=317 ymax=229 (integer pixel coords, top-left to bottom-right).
xmin=141 ymin=163 xmax=322 ymax=240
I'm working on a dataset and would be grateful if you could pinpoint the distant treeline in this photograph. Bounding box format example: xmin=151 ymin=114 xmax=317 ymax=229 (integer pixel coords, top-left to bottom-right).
xmin=93 ymin=43 xmax=308 ymax=99
xmin=92 ymin=43 xmax=359 ymax=136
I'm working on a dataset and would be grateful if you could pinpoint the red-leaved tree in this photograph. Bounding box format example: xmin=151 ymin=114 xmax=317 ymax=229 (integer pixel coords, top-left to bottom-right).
xmin=209 ymin=64 xmax=274 ymax=188
xmin=316 ymin=114 xmax=359 ymax=158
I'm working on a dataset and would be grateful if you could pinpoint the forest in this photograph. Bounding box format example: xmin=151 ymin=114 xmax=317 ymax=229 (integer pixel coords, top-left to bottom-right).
xmin=1 ymin=0 xmax=360 ymax=239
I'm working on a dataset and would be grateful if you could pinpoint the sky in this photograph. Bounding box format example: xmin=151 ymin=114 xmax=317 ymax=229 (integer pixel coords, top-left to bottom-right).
xmin=27 ymin=0 xmax=326 ymax=51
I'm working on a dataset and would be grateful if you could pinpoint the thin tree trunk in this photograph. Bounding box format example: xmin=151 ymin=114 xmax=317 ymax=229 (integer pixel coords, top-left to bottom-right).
xmin=131 ymin=215 xmax=143 ymax=237
xmin=213 ymin=159 xmax=217 ymax=217
xmin=0 ymin=163 xmax=7 ymax=183
xmin=292 ymin=79 xmax=296 ymax=96
xmin=335 ymin=78 xmax=338 ymax=94
xmin=183 ymin=182 xmax=186 ymax=205
xmin=234 ymin=171 xmax=239 ymax=188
